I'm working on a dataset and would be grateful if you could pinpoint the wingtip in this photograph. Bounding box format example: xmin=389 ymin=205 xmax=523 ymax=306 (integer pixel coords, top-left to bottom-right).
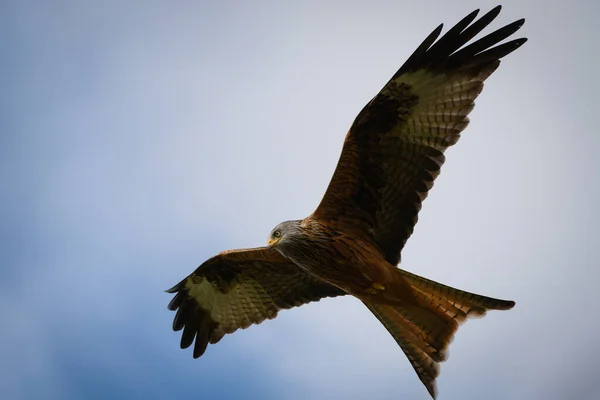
xmin=468 ymin=8 xmax=481 ymax=19
xmin=193 ymin=341 xmax=209 ymax=358
xmin=484 ymin=5 xmax=502 ymax=21
xmin=165 ymin=278 xmax=186 ymax=293
xmin=515 ymin=18 xmax=526 ymax=28
xmin=514 ymin=37 xmax=528 ymax=48
xmin=478 ymin=5 xmax=502 ymax=27
xmin=165 ymin=285 xmax=179 ymax=293
xmin=458 ymin=9 xmax=480 ymax=31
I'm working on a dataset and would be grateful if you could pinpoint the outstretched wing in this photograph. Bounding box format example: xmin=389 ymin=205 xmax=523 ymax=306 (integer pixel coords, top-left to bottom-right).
xmin=166 ymin=247 xmax=345 ymax=358
xmin=312 ymin=6 xmax=526 ymax=265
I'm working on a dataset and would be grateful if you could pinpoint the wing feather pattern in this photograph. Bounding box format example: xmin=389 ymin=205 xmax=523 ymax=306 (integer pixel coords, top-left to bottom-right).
xmin=166 ymin=247 xmax=345 ymax=358
xmin=313 ymin=6 xmax=527 ymax=265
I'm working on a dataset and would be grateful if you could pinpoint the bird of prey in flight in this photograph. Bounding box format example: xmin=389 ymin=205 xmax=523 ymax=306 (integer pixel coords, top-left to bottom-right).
xmin=166 ymin=6 xmax=525 ymax=398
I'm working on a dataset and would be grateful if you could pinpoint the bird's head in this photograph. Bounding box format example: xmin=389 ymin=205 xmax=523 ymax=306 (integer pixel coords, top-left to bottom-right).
xmin=267 ymin=220 xmax=301 ymax=248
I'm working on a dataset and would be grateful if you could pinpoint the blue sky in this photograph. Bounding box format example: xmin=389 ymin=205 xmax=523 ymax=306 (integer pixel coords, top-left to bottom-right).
xmin=2 ymin=1 xmax=599 ymax=399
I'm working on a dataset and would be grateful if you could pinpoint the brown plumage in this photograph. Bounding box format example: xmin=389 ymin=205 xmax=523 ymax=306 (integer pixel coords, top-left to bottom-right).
xmin=166 ymin=6 xmax=524 ymax=398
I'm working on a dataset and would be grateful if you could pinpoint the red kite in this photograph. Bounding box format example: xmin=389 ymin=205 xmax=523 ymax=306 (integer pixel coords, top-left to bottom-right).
xmin=167 ymin=6 xmax=524 ymax=398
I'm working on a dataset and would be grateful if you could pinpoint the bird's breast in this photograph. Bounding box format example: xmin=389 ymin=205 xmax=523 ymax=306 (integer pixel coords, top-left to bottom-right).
xmin=280 ymin=223 xmax=393 ymax=297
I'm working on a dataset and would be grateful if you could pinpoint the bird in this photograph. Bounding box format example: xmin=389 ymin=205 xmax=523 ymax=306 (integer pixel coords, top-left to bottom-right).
xmin=166 ymin=6 xmax=525 ymax=399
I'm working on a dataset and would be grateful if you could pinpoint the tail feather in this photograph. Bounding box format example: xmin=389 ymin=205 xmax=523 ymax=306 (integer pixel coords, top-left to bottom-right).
xmin=400 ymin=269 xmax=515 ymax=320
xmin=366 ymin=271 xmax=514 ymax=399
xmin=393 ymin=303 xmax=457 ymax=358
xmin=366 ymin=302 xmax=442 ymax=399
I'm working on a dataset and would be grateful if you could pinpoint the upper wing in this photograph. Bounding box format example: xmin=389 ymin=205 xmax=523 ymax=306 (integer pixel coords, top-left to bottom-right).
xmin=166 ymin=247 xmax=345 ymax=358
xmin=312 ymin=6 xmax=526 ymax=265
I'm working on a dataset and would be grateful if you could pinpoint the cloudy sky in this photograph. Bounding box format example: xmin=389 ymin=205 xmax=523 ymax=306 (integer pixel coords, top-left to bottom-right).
xmin=2 ymin=0 xmax=599 ymax=399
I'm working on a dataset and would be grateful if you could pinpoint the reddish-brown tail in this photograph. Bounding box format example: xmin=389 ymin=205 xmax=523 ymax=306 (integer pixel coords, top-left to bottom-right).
xmin=364 ymin=269 xmax=514 ymax=399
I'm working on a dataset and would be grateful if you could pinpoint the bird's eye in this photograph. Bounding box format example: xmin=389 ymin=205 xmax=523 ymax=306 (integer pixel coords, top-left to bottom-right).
xmin=273 ymin=230 xmax=281 ymax=238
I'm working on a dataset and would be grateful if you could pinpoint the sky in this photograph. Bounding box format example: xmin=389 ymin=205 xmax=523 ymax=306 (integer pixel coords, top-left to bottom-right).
xmin=1 ymin=0 xmax=599 ymax=399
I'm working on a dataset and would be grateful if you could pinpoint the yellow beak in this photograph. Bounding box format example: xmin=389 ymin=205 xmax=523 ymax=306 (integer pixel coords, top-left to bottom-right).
xmin=267 ymin=237 xmax=280 ymax=247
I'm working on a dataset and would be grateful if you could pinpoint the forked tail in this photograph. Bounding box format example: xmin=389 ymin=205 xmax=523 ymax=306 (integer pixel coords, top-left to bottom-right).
xmin=364 ymin=269 xmax=514 ymax=399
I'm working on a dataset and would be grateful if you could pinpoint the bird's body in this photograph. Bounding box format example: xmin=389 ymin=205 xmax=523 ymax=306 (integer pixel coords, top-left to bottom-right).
xmin=276 ymin=219 xmax=390 ymax=298
xmin=272 ymin=219 xmax=411 ymax=305
xmin=166 ymin=6 xmax=525 ymax=398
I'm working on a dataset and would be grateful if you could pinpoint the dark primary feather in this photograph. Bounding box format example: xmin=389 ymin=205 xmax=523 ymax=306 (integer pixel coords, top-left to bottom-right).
xmin=313 ymin=6 xmax=527 ymax=266
xmin=166 ymin=247 xmax=345 ymax=358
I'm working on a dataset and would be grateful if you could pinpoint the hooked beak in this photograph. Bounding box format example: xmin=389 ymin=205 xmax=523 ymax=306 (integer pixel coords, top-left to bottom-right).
xmin=267 ymin=237 xmax=280 ymax=248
